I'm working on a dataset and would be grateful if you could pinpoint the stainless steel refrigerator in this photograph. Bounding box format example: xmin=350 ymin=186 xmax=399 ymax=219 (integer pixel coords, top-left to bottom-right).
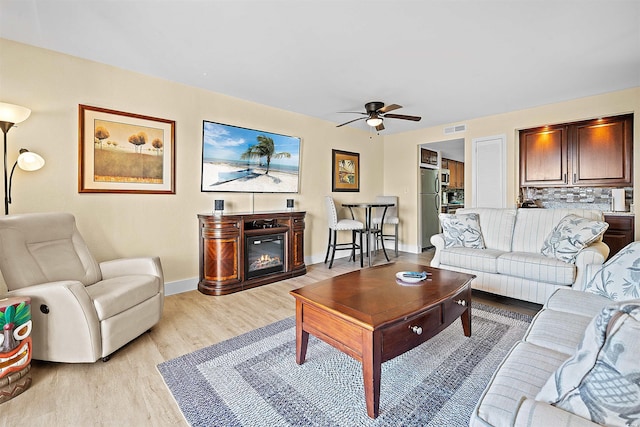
xmin=420 ymin=168 xmax=441 ymax=249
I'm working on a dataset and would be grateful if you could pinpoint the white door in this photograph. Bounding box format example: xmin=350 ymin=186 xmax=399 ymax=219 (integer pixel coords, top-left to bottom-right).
xmin=472 ymin=135 xmax=507 ymax=208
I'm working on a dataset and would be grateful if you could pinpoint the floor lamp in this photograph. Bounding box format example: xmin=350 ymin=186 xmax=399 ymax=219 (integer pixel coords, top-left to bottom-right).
xmin=0 ymin=102 xmax=32 ymax=215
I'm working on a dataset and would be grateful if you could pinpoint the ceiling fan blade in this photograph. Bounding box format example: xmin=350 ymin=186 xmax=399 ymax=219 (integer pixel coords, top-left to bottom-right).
xmin=375 ymin=122 xmax=385 ymax=131
xmin=336 ymin=116 xmax=366 ymax=127
xmin=383 ymin=113 xmax=422 ymax=122
xmin=338 ymin=111 xmax=368 ymax=115
xmin=378 ymin=104 xmax=402 ymax=114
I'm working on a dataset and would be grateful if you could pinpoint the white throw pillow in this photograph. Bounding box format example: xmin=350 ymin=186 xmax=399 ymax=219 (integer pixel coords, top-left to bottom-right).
xmin=541 ymin=214 xmax=609 ymax=264
xmin=584 ymin=242 xmax=640 ymax=301
xmin=536 ymin=300 xmax=640 ymax=426
xmin=439 ymin=213 xmax=485 ymax=249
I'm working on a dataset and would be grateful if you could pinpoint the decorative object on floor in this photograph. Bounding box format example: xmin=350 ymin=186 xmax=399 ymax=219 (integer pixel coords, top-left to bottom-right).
xmin=0 ymin=212 xmax=164 ymax=363
xmin=201 ymin=121 xmax=301 ymax=193
xmin=78 ymin=104 xmax=175 ymax=194
xmin=0 ymin=102 xmax=31 ymax=215
xmin=0 ymin=296 xmax=32 ymax=403
xmin=335 ymin=102 xmax=421 ymax=132
xmin=157 ymin=304 xmax=532 ymax=427
xmin=331 ymin=149 xmax=359 ymax=192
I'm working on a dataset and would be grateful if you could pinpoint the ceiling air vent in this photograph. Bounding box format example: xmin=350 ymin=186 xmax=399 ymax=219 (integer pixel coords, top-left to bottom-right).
xmin=444 ymin=124 xmax=467 ymax=135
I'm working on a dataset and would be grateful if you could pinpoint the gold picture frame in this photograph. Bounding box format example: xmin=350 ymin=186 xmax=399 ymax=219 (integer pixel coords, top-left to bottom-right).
xmin=332 ymin=149 xmax=359 ymax=192
xmin=78 ymin=104 xmax=175 ymax=194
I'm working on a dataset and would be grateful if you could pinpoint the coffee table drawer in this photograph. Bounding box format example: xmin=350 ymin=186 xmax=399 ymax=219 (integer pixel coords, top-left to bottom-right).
xmin=381 ymin=305 xmax=442 ymax=361
xmin=443 ymin=286 xmax=471 ymax=325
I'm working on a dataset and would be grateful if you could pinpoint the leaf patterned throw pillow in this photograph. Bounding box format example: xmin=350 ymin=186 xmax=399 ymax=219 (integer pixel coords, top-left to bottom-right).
xmin=584 ymin=242 xmax=640 ymax=301
xmin=541 ymin=214 xmax=609 ymax=264
xmin=536 ymin=300 xmax=640 ymax=426
xmin=439 ymin=213 xmax=486 ymax=249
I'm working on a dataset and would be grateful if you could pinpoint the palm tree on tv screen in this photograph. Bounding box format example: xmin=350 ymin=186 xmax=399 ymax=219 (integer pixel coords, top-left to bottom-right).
xmin=240 ymin=135 xmax=291 ymax=175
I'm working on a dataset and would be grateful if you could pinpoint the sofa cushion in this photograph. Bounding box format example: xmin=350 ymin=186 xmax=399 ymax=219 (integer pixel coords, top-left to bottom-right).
xmin=474 ymin=341 xmax=570 ymax=427
xmin=545 ymin=288 xmax=613 ymax=318
xmin=455 ymin=208 xmax=516 ymax=251
xmin=584 ymin=242 xmax=640 ymax=301
xmin=540 ymin=214 xmax=609 ymax=264
xmin=496 ymin=252 xmax=576 ymax=286
xmin=85 ymin=274 xmax=162 ymax=320
xmin=523 ymin=309 xmax=594 ymax=355
xmin=512 ymin=209 xmax=604 ymax=254
xmin=439 ymin=247 xmax=504 ymax=273
xmin=439 ymin=213 xmax=486 ymax=248
xmin=537 ymin=300 xmax=640 ymax=426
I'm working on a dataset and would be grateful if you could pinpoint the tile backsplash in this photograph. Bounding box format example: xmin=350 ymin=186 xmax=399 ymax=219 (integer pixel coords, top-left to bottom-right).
xmin=521 ymin=187 xmax=633 ymax=212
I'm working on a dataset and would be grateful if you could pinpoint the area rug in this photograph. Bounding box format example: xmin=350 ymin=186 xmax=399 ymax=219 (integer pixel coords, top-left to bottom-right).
xmin=158 ymin=304 xmax=533 ymax=427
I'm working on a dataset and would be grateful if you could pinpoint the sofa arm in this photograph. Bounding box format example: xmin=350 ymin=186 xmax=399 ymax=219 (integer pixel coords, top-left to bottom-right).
xmin=100 ymin=256 xmax=164 ymax=283
xmin=430 ymin=233 xmax=445 ymax=267
xmin=573 ymin=242 xmax=609 ymax=290
xmin=513 ymin=398 xmax=600 ymax=427
xmin=7 ymin=281 xmax=101 ymax=362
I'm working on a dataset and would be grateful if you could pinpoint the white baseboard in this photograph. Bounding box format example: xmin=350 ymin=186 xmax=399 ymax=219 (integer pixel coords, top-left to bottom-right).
xmin=164 ymin=277 xmax=198 ymax=296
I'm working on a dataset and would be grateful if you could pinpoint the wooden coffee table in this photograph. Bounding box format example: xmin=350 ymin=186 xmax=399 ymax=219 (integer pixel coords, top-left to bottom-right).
xmin=289 ymin=262 xmax=475 ymax=418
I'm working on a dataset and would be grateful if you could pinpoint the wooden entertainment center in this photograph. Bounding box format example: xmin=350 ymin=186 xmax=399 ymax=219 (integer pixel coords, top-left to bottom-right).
xmin=198 ymin=211 xmax=306 ymax=295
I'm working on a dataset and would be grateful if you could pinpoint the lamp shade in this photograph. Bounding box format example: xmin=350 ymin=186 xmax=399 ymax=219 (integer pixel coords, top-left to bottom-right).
xmin=17 ymin=150 xmax=45 ymax=172
xmin=0 ymin=103 xmax=31 ymax=125
xmin=366 ymin=116 xmax=383 ymax=127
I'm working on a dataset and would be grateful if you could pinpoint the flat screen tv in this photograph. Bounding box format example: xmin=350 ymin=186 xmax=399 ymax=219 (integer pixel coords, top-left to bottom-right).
xmin=201 ymin=121 xmax=301 ymax=193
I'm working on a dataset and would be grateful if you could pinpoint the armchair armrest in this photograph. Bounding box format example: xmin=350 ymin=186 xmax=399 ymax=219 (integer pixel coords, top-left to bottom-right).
xmin=7 ymin=281 xmax=101 ymax=362
xmin=573 ymin=241 xmax=609 ymax=289
xmin=99 ymin=256 xmax=164 ymax=283
xmin=430 ymin=233 xmax=445 ymax=267
xmin=513 ymin=398 xmax=600 ymax=427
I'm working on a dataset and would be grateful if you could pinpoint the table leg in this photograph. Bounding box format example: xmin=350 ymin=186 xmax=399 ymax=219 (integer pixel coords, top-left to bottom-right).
xmin=362 ymin=330 xmax=382 ymax=418
xmin=295 ymin=301 xmax=309 ymax=364
xmin=461 ymin=303 xmax=471 ymax=337
xmin=366 ymin=207 xmax=372 ymax=267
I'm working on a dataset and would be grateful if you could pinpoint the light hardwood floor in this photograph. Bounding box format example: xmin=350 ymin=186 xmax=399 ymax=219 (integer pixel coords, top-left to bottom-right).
xmin=2 ymin=250 xmax=540 ymax=426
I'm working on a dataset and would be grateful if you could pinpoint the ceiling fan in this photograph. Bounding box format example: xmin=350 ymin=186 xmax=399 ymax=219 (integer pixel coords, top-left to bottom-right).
xmin=336 ymin=101 xmax=422 ymax=131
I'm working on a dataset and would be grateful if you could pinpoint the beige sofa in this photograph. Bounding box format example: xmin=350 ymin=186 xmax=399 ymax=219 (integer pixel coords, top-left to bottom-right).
xmin=430 ymin=208 xmax=610 ymax=304
xmin=471 ymin=242 xmax=640 ymax=426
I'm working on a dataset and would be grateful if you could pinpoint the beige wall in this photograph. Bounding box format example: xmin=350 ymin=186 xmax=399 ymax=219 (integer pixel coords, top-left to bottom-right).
xmin=384 ymin=88 xmax=640 ymax=251
xmin=1 ymin=38 xmax=638 ymax=292
xmin=0 ymin=39 xmax=384 ymax=291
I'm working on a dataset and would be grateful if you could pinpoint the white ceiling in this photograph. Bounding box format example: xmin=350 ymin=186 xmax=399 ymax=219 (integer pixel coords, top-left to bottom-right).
xmin=1 ymin=0 xmax=639 ymax=135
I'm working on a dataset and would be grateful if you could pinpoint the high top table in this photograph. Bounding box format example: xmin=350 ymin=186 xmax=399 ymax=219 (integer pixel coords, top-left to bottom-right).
xmin=290 ymin=262 xmax=475 ymax=418
xmin=342 ymin=202 xmax=394 ymax=266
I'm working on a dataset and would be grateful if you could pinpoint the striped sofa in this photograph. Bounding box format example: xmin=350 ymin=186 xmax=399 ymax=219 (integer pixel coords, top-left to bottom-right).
xmin=430 ymin=208 xmax=610 ymax=304
xmin=471 ymin=288 xmax=638 ymax=426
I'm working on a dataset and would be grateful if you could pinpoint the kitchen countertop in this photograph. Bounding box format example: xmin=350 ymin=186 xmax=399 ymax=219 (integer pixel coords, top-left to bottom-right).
xmin=603 ymin=211 xmax=635 ymax=216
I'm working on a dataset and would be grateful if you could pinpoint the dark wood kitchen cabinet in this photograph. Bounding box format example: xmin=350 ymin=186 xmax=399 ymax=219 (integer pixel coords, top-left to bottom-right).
xmin=520 ymin=114 xmax=633 ymax=187
xmin=603 ymin=214 xmax=635 ymax=260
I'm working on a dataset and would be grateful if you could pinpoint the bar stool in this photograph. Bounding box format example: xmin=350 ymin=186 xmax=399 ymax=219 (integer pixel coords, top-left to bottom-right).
xmin=324 ymin=196 xmax=364 ymax=268
xmin=372 ymin=195 xmax=399 ymax=256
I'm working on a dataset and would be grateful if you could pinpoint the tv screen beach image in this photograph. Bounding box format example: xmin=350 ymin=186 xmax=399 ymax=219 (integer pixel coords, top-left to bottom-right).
xmin=201 ymin=121 xmax=301 ymax=193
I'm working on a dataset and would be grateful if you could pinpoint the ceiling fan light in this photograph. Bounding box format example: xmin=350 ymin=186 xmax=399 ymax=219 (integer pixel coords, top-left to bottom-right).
xmin=366 ymin=117 xmax=383 ymax=127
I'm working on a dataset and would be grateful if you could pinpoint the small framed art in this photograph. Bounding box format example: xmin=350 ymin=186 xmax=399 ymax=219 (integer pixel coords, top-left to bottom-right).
xmin=332 ymin=149 xmax=359 ymax=192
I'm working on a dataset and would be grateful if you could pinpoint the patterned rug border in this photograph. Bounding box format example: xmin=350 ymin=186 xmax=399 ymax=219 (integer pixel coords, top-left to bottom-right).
xmin=158 ymin=303 xmax=533 ymax=427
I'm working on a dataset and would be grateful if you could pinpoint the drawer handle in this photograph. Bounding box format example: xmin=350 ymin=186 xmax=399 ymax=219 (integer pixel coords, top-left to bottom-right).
xmin=410 ymin=325 xmax=423 ymax=335
xmin=456 ymin=299 xmax=467 ymax=306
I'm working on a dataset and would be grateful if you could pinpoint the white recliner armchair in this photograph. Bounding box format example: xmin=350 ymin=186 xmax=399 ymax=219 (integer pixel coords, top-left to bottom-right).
xmin=0 ymin=212 xmax=164 ymax=363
